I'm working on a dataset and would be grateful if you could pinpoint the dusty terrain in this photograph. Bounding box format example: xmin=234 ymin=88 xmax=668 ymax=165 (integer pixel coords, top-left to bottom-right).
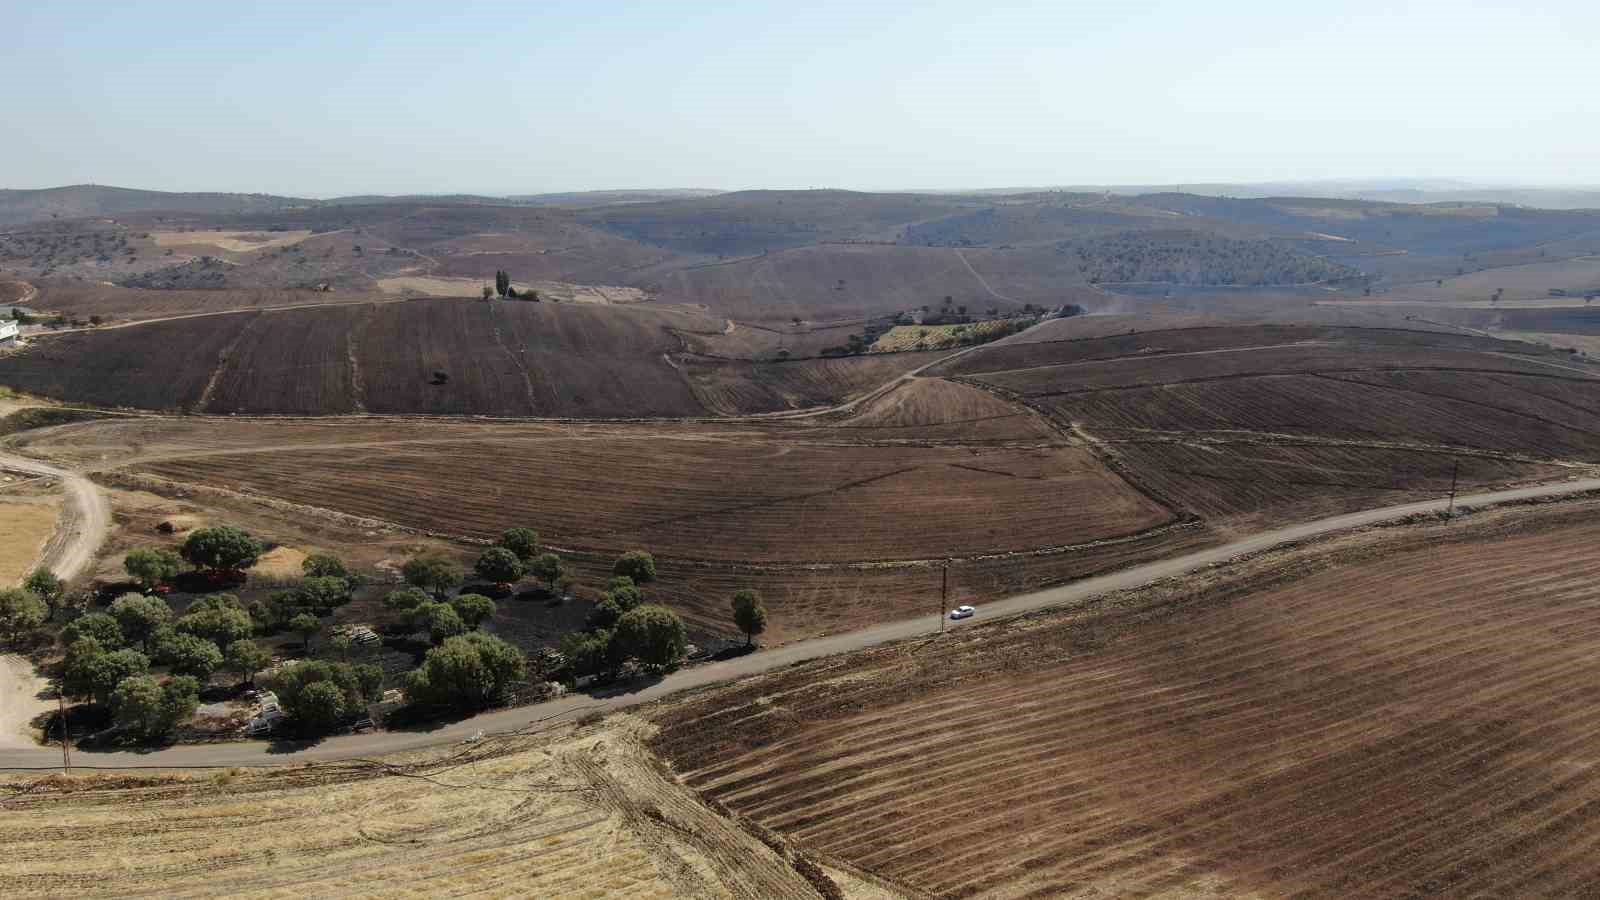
xmin=653 ymin=499 xmax=1600 ymax=898
xmin=0 ymin=492 xmax=60 ymax=585
xmin=0 ymin=716 xmax=824 ymax=899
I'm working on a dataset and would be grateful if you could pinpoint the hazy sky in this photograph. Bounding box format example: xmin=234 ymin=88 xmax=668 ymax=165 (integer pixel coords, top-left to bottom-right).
xmin=5 ymin=1 xmax=1596 ymax=195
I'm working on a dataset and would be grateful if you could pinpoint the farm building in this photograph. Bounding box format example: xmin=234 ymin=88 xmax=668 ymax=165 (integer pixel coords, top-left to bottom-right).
xmin=0 ymin=320 xmax=18 ymax=345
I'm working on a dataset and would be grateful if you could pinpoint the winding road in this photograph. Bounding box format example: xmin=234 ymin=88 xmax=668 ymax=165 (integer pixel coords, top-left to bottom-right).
xmin=1 ymin=474 xmax=1596 ymax=769
xmin=0 ymin=451 xmax=107 ymax=582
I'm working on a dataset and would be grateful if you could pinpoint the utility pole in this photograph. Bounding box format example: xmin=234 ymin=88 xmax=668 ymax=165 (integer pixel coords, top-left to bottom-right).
xmin=1447 ymin=460 xmax=1460 ymax=515
xmin=939 ymin=563 xmax=948 ymax=633
xmin=56 ymin=692 xmax=71 ymax=773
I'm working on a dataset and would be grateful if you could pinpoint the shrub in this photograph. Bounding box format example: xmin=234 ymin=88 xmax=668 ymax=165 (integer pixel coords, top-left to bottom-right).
xmin=402 ymin=555 xmax=464 ymax=599
xmin=474 ymin=547 xmax=523 ymax=583
xmin=498 ymin=527 xmax=540 ymax=561
xmin=612 ymin=550 xmax=656 ymax=584
xmin=123 ymin=547 xmax=182 ymax=590
xmin=404 ymin=632 xmax=525 ymax=711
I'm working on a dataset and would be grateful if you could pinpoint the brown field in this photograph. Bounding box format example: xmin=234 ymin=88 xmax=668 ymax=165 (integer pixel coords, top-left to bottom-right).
xmin=652 ymin=503 xmax=1600 ymax=897
xmin=827 ymin=377 xmax=1059 ymax=444
xmin=133 ymin=433 xmax=1169 ymax=565
xmin=147 ymin=229 xmax=316 ymax=253
xmin=681 ymin=351 xmax=943 ymax=415
xmin=25 ymin=280 xmax=390 ymax=321
xmin=0 ymin=717 xmax=820 ymax=899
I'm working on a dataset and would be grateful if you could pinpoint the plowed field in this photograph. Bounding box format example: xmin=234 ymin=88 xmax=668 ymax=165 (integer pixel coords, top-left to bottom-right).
xmin=654 ymin=505 xmax=1600 ymax=897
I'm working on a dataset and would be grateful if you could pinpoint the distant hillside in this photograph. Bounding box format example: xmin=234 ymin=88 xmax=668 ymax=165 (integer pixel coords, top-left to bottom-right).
xmin=0 ymin=185 xmax=313 ymax=226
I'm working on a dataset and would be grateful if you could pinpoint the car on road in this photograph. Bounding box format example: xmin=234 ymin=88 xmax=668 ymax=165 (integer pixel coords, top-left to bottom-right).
xmin=949 ymin=604 xmax=976 ymax=620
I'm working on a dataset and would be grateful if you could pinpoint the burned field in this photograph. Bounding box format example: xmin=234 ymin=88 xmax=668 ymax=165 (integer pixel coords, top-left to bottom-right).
xmin=0 ymin=297 xmax=943 ymax=417
xmin=937 ymin=324 xmax=1600 ymax=529
xmin=652 ymin=503 xmax=1600 ymax=898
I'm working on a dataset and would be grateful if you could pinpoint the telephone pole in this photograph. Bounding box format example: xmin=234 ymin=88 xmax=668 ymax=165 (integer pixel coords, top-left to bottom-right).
xmin=56 ymin=692 xmax=71 ymax=773
xmin=939 ymin=563 xmax=949 ymax=633
xmin=1447 ymin=460 xmax=1460 ymax=515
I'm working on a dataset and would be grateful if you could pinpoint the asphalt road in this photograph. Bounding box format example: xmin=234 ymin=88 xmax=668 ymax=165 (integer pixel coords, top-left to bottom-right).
xmin=4 ymin=474 xmax=1597 ymax=770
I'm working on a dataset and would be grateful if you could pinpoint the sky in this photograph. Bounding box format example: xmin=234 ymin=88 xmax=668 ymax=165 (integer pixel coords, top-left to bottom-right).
xmin=3 ymin=0 xmax=1597 ymax=196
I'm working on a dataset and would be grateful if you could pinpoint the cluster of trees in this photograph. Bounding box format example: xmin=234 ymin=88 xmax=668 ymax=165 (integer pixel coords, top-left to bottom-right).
xmin=559 ymin=551 xmax=690 ymax=677
xmin=483 ymin=270 xmax=540 ymax=301
xmin=1056 ymin=231 xmax=1357 ymax=286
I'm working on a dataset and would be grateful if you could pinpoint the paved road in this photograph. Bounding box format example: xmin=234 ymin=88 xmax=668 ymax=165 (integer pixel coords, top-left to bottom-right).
xmin=0 ymin=451 xmax=108 ymax=582
xmin=4 ymin=475 xmax=1597 ymax=770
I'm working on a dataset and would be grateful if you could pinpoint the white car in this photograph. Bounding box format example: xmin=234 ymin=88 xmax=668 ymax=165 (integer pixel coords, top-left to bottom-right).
xmin=949 ymin=604 xmax=976 ymax=620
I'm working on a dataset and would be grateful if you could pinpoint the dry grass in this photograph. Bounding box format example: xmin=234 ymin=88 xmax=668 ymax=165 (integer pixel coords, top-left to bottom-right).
xmin=0 ymin=716 xmax=818 ymax=899
xmin=869 ymin=320 xmax=1014 ymax=352
xmin=0 ymin=494 xmax=61 ymax=585
xmin=376 ymin=276 xmax=648 ymax=304
xmin=251 ymin=545 xmax=307 ymax=579
xmin=148 ymin=230 xmax=316 ymax=253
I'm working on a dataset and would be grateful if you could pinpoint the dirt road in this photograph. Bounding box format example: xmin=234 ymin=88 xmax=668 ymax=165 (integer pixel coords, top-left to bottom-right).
xmin=0 ymin=451 xmax=107 ymax=582
xmin=0 ymin=475 xmax=1595 ymax=769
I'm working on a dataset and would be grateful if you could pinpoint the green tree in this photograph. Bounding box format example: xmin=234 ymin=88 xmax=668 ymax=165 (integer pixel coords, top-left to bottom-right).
xmin=61 ymin=611 xmax=123 ymax=649
xmin=112 ymin=674 xmax=198 ymax=739
xmin=0 ymin=588 xmax=48 ymax=644
xmin=404 ymin=632 xmax=526 ymax=710
xmin=415 ymin=602 xmax=465 ymax=644
xmin=61 ymin=637 xmax=108 ymax=702
xmin=498 ymin=527 xmax=539 ymax=561
xmin=586 ymin=596 xmax=625 ymax=630
xmin=481 ymin=284 xmax=494 ymax=300
xmin=529 ymin=552 xmax=563 ymax=590
xmin=293 ymin=681 xmax=347 ymax=732
xmin=731 ymin=589 xmax=768 ymax=648
xmin=271 ymin=659 xmax=367 ymax=732
xmin=383 ymin=587 xmax=430 ymax=612
xmin=451 ymin=593 xmax=496 ymax=629
xmin=402 ymin=555 xmax=464 ymax=599
xmin=327 ymin=632 xmax=353 ymax=660
xmin=109 ymin=593 xmax=172 ymax=652
xmin=180 ymin=526 xmax=262 ymax=572
xmin=223 ymin=639 xmax=271 ymax=685
xmin=288 ymin=613 xmax=320 ymax=651
xmin=495 ymin=269 xmax=510 ymax=298
xmin=23 ymin=568 xmax=63 ymax=609
xmin=474 ymin=547 xmax=523 ymax=583
xmin=123 ymin=547 xmax=182 ymax=591
xmin=612 ymin=550 xmax=656 ymax=584
xmin=295 ymin=575 xmax=353 ymax=614
xmin=560 ymin=629 xmax=613 ymax=678
xmin=353 ymin=663 xmax=385 ymax=702
xmin=176 ymin=604 xmax=254 ymax=647
xmin=613 ymin=604 xmax=686 ymax=669
xmin=301 ymin=553 xmax=350 ymax=581
xmin=605 ymin=577 xmax=642 ymax=609
xmin=157 ymin=633 xmax=223 ymax=679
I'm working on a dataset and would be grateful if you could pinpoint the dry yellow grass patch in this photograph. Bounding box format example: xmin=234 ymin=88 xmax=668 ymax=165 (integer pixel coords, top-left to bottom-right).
xmin=0 ymin=495 xmax=61 ymax=585
xmin=376 ymin=276 xmax=647 ymax=304
xmin=251 ymin=545 xmax=308 ymax=579
xmin=870 ymin=319 xmax=1014 ymax=352
xmin=149 ymin=230 xmax=316 ymax=253
xmin=0 ymin=716 xmax=818 ymax=899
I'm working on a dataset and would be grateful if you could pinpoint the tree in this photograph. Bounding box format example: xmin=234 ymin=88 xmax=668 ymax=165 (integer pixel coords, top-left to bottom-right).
xmin=415 ymin=602 xmax=465 ymax=644
xmin=559 ymin=630 xmax=611 ymax=678
xmin=109 ymin=593 xmax=172 ymax=652
xmin=288 ymin=613 xmax=320 ymax=651
xmin=23 ymin=568 xmax=63 ymax=610
xmin=529 ymin=552 xmax=563 ymax=590
xmin=223 ymin=639 xmax=271 ymax=685
xmin=176 ymin=604 xmax=253 ymax=647
xmin=327 ymin=632 xmax=352 ymax=660
xmin=112 ymin=674 xmax=198 ymax=739
xmin=474 ymin=547 xmax=522 ymax=584
xmin=498 ymin=527 xmax=540 ymax=562
xmin=481 ymin=284 xmax=494 ymax=300
xmin=0 ymin=589 xmax=47 ymax=644
xmin=613 ymin=604 xmax=687 ymax=669
xmin=451 ymin=593 xmax=496 ymax=629
xmin=61 ymin=637 xmax=109 ymax=702
xmin=271 ymin=660 xmax=367 ymax=732
xmin=157 ymin=632 xmax=223 ymax=679
xmin=495 ymin=269 xmax=510 ymax=298
xmin=293 ymin=681 xmax=347 ymax=732
xmin=295 ymin=575 xmax=353 ymax=614
xmin=612 ymin=550 xmax=656 ymax=584
xmin=180 ymin=526 xmax=262 ymax=573
xmin=353 ymin=663 xmax=384 ymax=702
xmin=586 ymin=596 xmax=625 ymax=631
xmin=301 ymin=553 xmax=350 ymax=581
xmin=402 ymin=555 xmax=464 ymax=599
xmin=404 ymin=632 xmax=526 ymax=710
xmin=123 ymin=547 xmax=182 ymax=591
xmin=62 ymin=611 xmax=123 ymax=649
xmin=731 ymin=589 xmax=768 ymax=648
xmin=383 ymin=587 xmax=430 ymax=612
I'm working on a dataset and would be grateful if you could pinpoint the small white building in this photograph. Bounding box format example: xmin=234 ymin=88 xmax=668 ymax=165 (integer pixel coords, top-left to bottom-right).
xmin=0 ymin=320 xmax=17 ymax=345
